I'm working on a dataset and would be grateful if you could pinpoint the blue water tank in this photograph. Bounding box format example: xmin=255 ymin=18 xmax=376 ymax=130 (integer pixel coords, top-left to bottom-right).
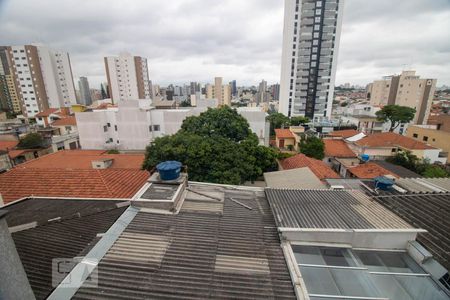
xmin=361 ymin=154 xmax=370 ymax=162
xmin=374 ymin=176 xmax=394 ymax=190
xmin=156 ymin=161 xmax=182 ymax=181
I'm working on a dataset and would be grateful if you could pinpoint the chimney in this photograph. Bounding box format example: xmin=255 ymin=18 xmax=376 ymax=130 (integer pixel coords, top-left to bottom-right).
xmin=0 ymin=211 xmax=36 ymax=300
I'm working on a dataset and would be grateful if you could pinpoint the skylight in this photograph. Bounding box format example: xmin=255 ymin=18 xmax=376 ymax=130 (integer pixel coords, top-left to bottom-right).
xmin=292 ymin=245 xmax=449 ymax=300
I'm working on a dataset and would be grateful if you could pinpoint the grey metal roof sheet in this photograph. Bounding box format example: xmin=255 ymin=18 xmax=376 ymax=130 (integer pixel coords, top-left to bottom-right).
xmin=372 ymin=160 xmax=422 ymax=178
xmin=396 ymin=178 xmax=450 ymax=193
xmin=264 ymin=168 xmax=325 ymax=189
xmin=73 ymin=186 xmax=296 ymax=299
xmin=3 ymin=198 xmax=128 ymax=228
xmin=9 ymin=205 xmax=127 ymax=300
xmin=373 ymin=193 xmax=450 ymax=271
xmin=265 ymin=188 xmax=412 ymax=229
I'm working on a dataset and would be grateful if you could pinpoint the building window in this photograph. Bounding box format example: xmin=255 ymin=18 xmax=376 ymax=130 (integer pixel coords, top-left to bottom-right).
xmin=423 ymin=136 xmax=428 ymax=142
xmin=292 ymin=245 xmax=445 ymax=300
xmin=107 ymin=122 xmax=111 ymax=127
xmin=103 ymin=125 xmax=108 ymax=132
xmin=153 ymin=125 xmax=160 ymax=131
xmin=413 ymin=133 xmax=418 ymax=138
xmin=114 ymin=125 xmax=118 ymax=131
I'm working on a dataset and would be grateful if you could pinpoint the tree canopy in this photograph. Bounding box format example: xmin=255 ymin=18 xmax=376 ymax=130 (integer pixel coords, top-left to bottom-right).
xmin=266 ymin=112 xmax=309 ymax=136
xmin=386 ymin=150 xmax=449 ymax=178
xmin=143 ymin=107 xmax=278 ymax=184
xmin=181 ymin=106 xmax=252 ymax=142
xmin=299 ymin=136 xmax=325 ymax=160
xmin=375 ymin=105 xmax=416 ymax=132
xmin=290 ymin=116 xmax=309 ymax=126
xmin=17 ymin=133 xmax=44 ymax=149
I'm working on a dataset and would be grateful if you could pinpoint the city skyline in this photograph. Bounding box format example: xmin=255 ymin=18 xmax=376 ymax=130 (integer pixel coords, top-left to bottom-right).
xmin=0 ymin=0 xmax=449 ymax=88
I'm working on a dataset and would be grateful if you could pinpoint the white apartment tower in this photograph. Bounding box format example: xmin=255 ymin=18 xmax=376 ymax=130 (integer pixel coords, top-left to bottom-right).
xmin=6 ymin=45 xmax=77 ymax=117
xmin=279 ymin=0 xmax=344 ymax=119
xmin=104 ymin=52 xmax=151 ymax=103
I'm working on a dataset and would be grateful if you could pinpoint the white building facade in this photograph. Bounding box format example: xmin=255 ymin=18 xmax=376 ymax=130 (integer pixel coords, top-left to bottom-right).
xmin=76 ymin=100 xmax=269 ymax=150
xmin=279 ymin=0 xmax=344 ymax=119
xmin=104 ymin=52 xmax=151 ymax=103
xmin=7 ymin=45 xmax=77 ymax=117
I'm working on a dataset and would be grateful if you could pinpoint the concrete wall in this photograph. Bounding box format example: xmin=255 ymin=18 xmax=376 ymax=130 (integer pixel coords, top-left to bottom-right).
xmin=407 ymin=125 xmax=450 ymax=161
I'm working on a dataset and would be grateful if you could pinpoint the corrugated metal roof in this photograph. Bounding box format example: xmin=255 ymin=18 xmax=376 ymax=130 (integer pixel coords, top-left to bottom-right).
xmin=73 ymin=186 xmax=296 ymax=299
xmin=396 ymin=178 xmax=450 ymax=193
xmin=373 ymin=193 xmax=450 ymax=271
xmin=9 ymin=205 xmax=127 ymax=300
xmin=265 ymin=189 xmax=412 ymax=229
xmin=264 ymin=168 xmax=325 ymax=189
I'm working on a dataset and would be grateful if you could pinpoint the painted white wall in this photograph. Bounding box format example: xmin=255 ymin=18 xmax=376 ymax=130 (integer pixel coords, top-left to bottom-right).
xmin=76 ymin=100 xmax=270 ymax=150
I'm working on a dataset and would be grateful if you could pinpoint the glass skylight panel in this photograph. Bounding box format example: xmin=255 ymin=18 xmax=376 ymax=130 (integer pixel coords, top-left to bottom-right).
xmin=292 ymin=245 xmax=449 ymax=300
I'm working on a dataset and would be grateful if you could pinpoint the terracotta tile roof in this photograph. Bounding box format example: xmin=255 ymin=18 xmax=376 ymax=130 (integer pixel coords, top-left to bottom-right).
xmin=281 ymin=153 xmax=340 ymax=179
xmin=329 ymin=129 xmax=360 ymax=138
xmin=51 ymin=116 xmax=77 ymax=126
xmin=8 ymin=149 xmax=29 ymax=159
xmin=0 ymin=140 xmax=18 ymax=151
xmin=19 ymin=150 xmax=145 ymax=169
xmin=355 ymin=132 xmax=435 ymax=150
xmin=275 ymin=128 xmax=295 ymax=139
xmin=347 ymin=162 xmax=398 ymax=179
xmin=0 ymin=168 xmax=150 ymax=204
xmin=95 ymin=103 xmax=116 ymax=110
xmin=35 ymin=108 xmax=59 ymax=118
xmin=323 ymin=139 xmax=357 ymax=158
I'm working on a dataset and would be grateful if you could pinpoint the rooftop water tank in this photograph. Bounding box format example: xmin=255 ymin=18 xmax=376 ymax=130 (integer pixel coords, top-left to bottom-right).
xmin=374 ymin=176 xmax=394 ymax=190
xmin=361 ymin=154 xmax=370 ymax=162
xmin=156 ymin=161 xmax=182 ymax=181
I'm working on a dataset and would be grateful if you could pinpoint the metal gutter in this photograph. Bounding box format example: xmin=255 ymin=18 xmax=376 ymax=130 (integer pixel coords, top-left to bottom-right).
xmin=47 ymin=206 xmax=140 ymax=300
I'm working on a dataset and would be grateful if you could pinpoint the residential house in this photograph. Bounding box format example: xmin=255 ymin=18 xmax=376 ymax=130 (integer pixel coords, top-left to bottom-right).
xmin=407 ymin=121 xmax=450 ymax=161
xmin=274 ymin=128 xmax=296 ymax=150
xmin=323 ymin=139 xmax=359 ymax=176
xmin=280 ymin=153 xmax=340 ymax=179
xmin=50 ymin=116 xmax=79 ymax=151
xmin=348 ymin=132 xmax=447 ymax=164
xmin=0 ymin=150 xmax=148 ymax=204
xmin=346 ymin=162 xmax=398 ymax=179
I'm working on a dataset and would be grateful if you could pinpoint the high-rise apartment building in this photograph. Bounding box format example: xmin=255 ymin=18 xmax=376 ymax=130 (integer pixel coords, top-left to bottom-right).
xmin=270 ymin=83 xmax=280 ymax=101
xmin=229 ymin=80 xmax=237 ymax=97
xmin=5 ymin=45 xmax=77 ymax=117
xmin=0 ymin=47 xmax=20 ymax=113
xmin=279 ymin=0 xmax=344 ymax=119
xmin=206 ymin=77 xmax=231 ymax=106
xmin=256 ymin=80 xmax=268 ymax=104
xmin=367 ymin=70 xmax=437 ymax=125
xmin=104 ymin=52 xmax=151 ymax=103
xmin=78 ymin=76 xmax=92 ymax=106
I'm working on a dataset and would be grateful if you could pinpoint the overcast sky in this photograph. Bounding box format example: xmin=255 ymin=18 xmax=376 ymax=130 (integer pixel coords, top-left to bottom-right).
xmin=0 ymin=0 xmax=449 ymax=88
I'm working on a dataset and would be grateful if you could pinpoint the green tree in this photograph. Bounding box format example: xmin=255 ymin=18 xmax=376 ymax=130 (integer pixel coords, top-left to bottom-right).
xmin=266 ymin=112 xmax=290 ymax=136
xmin=143 ymin=107 xmax=278 ymax=184
xmin=375 ymin=105 xmax=416 ymax=132
xmin=17 ymin=133 xmax=43 ymax=149
xmin=299 ymin=136 xmax=325 ymax=160
xmin=386 ymin=150 xmax=420 ymax=172
xmin=290 ymin=116 xmax=309 ymax=126
xmin=422 ymin=165 xmax=449 ymax=178
xmin=143 ymin=132 xmax=276 ymax=184
xmin=179 ymin=98 xmax=191 ymax=107
xmin=181 ymin=106 xmax=251 ymax=142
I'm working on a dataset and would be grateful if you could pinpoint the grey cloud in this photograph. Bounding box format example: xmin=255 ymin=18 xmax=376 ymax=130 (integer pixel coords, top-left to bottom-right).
xmin=0 ymin=0 xmax=449 ymax=87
